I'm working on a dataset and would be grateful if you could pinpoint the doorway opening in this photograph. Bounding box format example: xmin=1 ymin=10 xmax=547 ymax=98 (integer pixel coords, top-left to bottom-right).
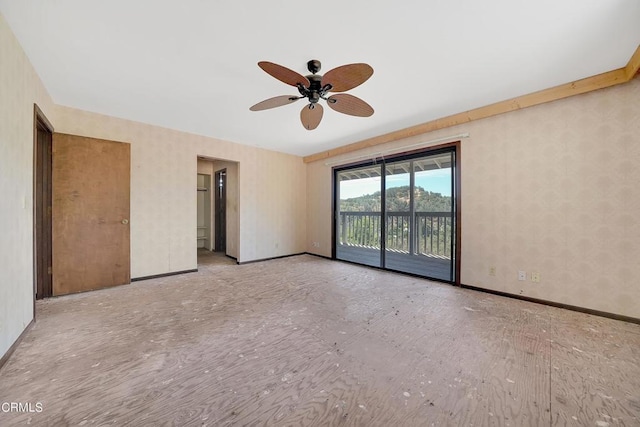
xmin=196 ymin=157 xmax=239 ymax=266
xmin=33 ymin=104 xmax=53 ymax=301
xmin=333 ymin=143 xmax=460 ymax=284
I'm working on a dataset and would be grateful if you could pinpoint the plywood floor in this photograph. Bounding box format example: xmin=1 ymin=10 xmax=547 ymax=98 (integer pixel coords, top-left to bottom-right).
xmin=1 ymin=255 xmax=638 ymax=426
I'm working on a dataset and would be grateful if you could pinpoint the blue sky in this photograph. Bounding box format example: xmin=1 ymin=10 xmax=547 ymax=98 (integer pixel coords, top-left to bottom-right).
xmin=340 ymin=168 xmax=452 ymax=199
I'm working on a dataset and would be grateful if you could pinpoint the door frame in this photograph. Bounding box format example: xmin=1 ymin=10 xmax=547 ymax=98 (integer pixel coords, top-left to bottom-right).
xmin=33 ymin=104 xmax=54 ymax=311
xmin=331 ymin=141 xmax=461 ymax=285
xmin=214 ymin=168 xmax=227 ymax=253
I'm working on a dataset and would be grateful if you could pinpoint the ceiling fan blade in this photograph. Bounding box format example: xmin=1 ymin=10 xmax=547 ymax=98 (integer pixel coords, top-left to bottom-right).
xmin=300 ymin=104 xmax=323 ymax=130
xmin=250 ymin=95 xmax=300 ymax=111
xmin=321 ymin=63 xmax=373 ymax=92
xmin=258 ymin=61 xmax=310 ymax=88
xmin=327 ymin=94 xmax=374 ymax=117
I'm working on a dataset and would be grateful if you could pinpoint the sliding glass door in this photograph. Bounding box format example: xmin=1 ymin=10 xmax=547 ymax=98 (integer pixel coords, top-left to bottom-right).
xmin=334 ymin=146 xmax=457 ymax=282
xmin=335 ymin=164 xmax=383 ymax=268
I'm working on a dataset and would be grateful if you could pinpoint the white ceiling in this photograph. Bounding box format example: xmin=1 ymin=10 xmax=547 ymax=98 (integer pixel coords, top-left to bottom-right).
xmin=1 ymin=1 xmax=639 ymax=157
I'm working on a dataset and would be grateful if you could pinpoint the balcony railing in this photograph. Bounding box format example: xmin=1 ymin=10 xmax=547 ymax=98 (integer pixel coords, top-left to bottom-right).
xmin=339 ymin=211 xmax=453 ymax=258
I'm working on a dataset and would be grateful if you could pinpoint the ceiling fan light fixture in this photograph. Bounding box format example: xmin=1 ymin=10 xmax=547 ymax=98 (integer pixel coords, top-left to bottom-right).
xmin=251 ymin=59 xmax=374 ymax=130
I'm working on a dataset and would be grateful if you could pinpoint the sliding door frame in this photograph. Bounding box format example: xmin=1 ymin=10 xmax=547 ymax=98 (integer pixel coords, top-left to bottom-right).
xmin=332 ymin=141 xmax=461 ymax=285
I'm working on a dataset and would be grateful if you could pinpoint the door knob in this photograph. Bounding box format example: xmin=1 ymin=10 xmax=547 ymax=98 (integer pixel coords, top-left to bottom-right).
xmin=121 ymin=219 xmax=129 ymax=225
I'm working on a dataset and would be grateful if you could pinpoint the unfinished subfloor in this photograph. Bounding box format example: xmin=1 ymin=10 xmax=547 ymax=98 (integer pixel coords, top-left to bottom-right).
xmin=1 ymin=255 xmax=639 ymax=426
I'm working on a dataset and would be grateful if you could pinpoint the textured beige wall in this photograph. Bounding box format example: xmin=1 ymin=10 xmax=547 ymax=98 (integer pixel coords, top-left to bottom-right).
xmin=54 ymin=106 xmax=307 ymax=276
xmin=0 ymin=14 xmax=55 ymax=357
xmin=307 ymin=78 xmax=640 ymax=318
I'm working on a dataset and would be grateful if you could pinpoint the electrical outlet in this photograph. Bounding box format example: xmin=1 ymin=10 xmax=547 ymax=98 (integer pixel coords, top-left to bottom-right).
xmin=489 ymin=266 xmax=496 ymax=276
xmin=518 ymin=271 xmax=526 ymax=281
xmin=531 ymin=272 xmax=540 ymax=283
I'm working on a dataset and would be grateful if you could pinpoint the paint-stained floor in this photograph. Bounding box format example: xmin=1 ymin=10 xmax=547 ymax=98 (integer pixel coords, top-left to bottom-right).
xmin=1 ymin=255 xmax=639 ymax=426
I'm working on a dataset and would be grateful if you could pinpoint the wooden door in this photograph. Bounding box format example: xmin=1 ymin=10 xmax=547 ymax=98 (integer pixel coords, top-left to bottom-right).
xmin=214 ymin=169 xmax=226 ymax=252
xmin=52 ymin=133 xmax=130 ymax=296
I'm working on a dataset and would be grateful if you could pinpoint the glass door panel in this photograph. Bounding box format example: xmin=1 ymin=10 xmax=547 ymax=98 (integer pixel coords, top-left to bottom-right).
xmin=412 ymin=152 xmax=454 ymax=280
xmin=384 ymin=161 xmax=412 ymax=272
xmin=335 ymin=164 xmax=383 ymax=267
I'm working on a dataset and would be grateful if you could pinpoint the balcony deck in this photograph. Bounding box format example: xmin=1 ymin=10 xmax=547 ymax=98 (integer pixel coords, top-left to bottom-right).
xmin=336 ymin=244 xmax=452 ymax=281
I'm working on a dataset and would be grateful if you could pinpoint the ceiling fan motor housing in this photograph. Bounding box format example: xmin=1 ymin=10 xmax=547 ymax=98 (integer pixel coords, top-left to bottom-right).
xmin=306 ymin=74 xmax=322 ymax=86
xmin=296 ymin=73 xmax=324 ymax=104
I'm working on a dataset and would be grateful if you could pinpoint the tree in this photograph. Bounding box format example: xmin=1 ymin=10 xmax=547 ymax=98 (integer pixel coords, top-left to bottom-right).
xmin=340 ymin=185 xmax=451 ymax=212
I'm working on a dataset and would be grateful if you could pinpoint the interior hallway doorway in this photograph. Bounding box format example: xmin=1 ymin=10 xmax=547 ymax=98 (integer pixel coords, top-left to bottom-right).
xmin=196 ymin=156 xmax=239 ymax=266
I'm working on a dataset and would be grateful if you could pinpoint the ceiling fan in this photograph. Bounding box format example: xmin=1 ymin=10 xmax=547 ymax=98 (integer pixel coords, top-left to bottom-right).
xmin=250 ymin=59 xmax=374 ymax=130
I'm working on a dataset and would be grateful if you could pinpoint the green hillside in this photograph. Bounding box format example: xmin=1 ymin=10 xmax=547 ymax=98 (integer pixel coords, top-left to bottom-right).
xmin=340 ymin=185 xmax=451 ymax=212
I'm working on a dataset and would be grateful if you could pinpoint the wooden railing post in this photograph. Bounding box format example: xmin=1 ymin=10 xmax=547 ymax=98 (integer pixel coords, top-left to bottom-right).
xmin=341 ymin=212 xmax=347 ymax=245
